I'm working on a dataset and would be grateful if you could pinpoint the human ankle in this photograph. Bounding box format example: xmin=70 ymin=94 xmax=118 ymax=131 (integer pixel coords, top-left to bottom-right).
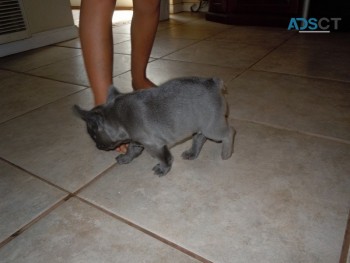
xmin=132 ymin=78 xmax=156 ymax=90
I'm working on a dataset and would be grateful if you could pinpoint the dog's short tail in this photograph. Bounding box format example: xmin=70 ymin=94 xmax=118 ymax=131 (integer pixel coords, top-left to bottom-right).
xmin=210 ymin=77 xmax=230 ymax=117
xmin=211 ymin=77 xmax=227 ymax=94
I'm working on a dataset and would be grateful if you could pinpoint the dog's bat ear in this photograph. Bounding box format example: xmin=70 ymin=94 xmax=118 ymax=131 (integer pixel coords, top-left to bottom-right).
xmin=73 ymin=105 xmax=90 ymax=121
xmin=107 ymin=85 xmax=121 ymax=104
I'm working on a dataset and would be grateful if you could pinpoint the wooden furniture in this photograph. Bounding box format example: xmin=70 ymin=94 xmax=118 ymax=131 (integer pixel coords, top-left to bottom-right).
xmin=206 ymin=0 xmax=303 ymax=27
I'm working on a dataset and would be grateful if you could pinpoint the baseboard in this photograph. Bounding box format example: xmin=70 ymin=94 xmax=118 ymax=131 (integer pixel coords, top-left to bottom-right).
xmin=71 ymin=6 xmax=133 ymax=10
xmin=170 ymin=4 xmax=183 ymax=14
xmin=0 ymin=25 xmax=79 ymax=57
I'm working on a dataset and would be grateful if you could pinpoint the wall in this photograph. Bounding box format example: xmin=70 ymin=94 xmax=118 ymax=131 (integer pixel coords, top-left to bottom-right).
xmin=170 ymin=0 xmax=183 ymax=13
xmin=0 ymin=0 xmax=77 ymax=56
xmin=70 ymin=0 xmax=207 ymax=14
xmin=24 ymin=0 xmax=75 ymax=34
xmin=70 ymin=0 xmax=203 ymax=14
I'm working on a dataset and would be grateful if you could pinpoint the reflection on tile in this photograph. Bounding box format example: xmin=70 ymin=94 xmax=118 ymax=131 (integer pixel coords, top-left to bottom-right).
xmin=151 ymin=37 xmax=198 ymax=58
xmin=112 ymin=59 xmax=237 ymax=93
xmin=0 ymin=73 xmax=85 ymax=123
xmin=226 ymin=70 xmax=350 ymax=141
xmin=27 ymin=54 xmax=131 ymax=86
xmin=208 ymin=26 xmax=295 ymax=47
xmin=0 ymin=160 xmax=66 ymax=243
xmin=112 ymin=24 xmax=131 ymax=34
xmin=113 ymin=72 xmax=133 ymax=93
xmin=156 ymin=24 xmax=223 ymax=40
xmin=113 ymin=41 xmax=131 ymax=55
xmin=0 ymin=46 xmax=82 ymax=72
xmin=0 ymin=89 xmax=116 ymax=192
xmin=169 ymin=12 xmax=204 ymax=23
xmin=113 ymin=33 xmax=131 ymax=44
xmin=113 ymin=37 xmax=197 ymax=58
xmin=285 ymin=32 xmax=350 ymax=51
xmin=27 ymin=55 xmax=89 ymax=86
xmin=79 ymin=120 xmax=350 ymax=263
xmin=157 ymin=21 xmax=176 ymax=31
xmin=145 ymin=59 xmax=238 ymax=84
xmin=0 ymin=198 xmax=200 ymax=263
xmin=164 ymin=40 xmax=272 ymax=70
xmin=187 ymin=19 xmax=233 ymax=30
xmin=253 ymin=44 xmax=350 ymax=82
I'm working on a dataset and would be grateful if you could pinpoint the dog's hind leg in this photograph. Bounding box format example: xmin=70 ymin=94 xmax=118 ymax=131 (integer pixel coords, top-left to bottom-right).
xmin=203 ymin=120 xmax=236 ymax=160
xmin=116 ymin=142 xmax=144 ymax=164
xmin=182 ymin=133 xmax=207 ymax=160
xmin=146 ymin=145 xmax=174 ymax=177
xmin=220 ymin=126 xmax=236 ymax=160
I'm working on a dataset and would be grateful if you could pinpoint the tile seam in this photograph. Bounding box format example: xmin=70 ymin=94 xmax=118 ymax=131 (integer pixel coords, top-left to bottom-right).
xmin=222 ymin=32 xmax=298 ymax=83
xmin=0 ymin=87 xmax=89 ymax=126
xmin=0 ymin=197 xmax=69 ymax=249
xmin=249 ymin=68 xmax=350 ymax=84
xmin=0 ymin=157 xmax=70 ymax=194
xmin=339 ymin=209 xmax=350 ymax=263
xmin=230 ymin=117 xmax=350 ymax=145
xmin=76 ymin=196 xmax=213 ymax=263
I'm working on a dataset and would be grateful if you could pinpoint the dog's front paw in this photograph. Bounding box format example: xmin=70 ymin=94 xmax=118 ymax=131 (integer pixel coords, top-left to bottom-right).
xmin=116 ymin=154 xmax=133 ymax=164
xmin=152 ymin=164 xmax=171 ymax=177
xmin=181 ymin=150 xmax=197 ymax=160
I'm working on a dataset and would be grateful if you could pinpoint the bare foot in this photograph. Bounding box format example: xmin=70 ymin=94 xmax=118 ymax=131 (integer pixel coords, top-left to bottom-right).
xmin=132 ymin=78 xmax=156 ymax=90
xmin=116 ymin=144 xmax=128 ymax=154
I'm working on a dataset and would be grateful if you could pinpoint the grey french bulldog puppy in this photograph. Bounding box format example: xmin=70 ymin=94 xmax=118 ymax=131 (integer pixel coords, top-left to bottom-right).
xmin=74 ymin=77 xmax=236 ymax=176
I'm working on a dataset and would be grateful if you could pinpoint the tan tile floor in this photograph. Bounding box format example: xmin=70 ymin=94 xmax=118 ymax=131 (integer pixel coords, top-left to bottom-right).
xmin=0 ymin=11 xmax=350 ymax=263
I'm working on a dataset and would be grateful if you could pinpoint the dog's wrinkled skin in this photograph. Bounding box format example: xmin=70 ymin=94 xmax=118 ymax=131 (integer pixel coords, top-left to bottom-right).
xmin=74 ymin=77 xmax=236 ymax=176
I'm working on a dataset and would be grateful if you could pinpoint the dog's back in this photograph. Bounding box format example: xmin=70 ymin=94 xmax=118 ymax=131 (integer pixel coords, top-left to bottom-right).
xmin=114 ymin=77 xmax=227 ymax=145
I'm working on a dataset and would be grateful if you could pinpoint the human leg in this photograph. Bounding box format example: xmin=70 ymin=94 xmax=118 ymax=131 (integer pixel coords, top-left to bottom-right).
xmin=131 ymin=0 xmax=160 ymax=90
xmin=79 ymin=0 xmax=116 ymax=106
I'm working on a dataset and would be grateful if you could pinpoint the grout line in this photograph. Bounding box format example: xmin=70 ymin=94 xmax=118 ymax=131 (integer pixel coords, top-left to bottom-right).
xmin=224 ymin=32 xmax=298 ymax=83
xmin=0 ymin=67 xmax=89 ymax=88
xmin=154 ymin=25 xmax=234 ymax=60
xmin=0 ymin=87 xmax=89 ymax=126
xmin=0 ymin=157 xmax=120 ymax=197
xmin=230 ymin=117 xmax=350 ymax=145
xmin=152 ymin=29 xmax=295 ymax=82
xmin=77 ymin=197 xmax=213 ymax=263
xmin=154 ymin=39 xmax=203 ymax=60
xmin=0 ymin=159 xmax=119 ymax=246
xmin=20 ymin=70 xmax=89 ymax=87
xmin=51 ymin=43 xmax=82 ymax=51
xmin=339 ymin=209 xmax=350 ymax=263
xmin=152 ymin=57 xmax=237 ymax=72
xmin=249 ymin=68 xmax=350 ymax=84
xmin=1 ymin=16 xmax=348 ymax=261
xmin=71 ymin=162 xmax=118 ymax=196
xmin=0 ymin=157 xmax=70 ymax=194
xmin=0 ymin=196 xmax=70 ymax=249
xmin=0 ymin=47 xmax=82 ymax=73
xmin=0 ymin=154 xmax=212 ymax=261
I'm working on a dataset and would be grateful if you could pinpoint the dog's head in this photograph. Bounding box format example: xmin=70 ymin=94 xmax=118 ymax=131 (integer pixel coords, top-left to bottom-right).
xmin=73 ymin=87 xmax=128 ymax=151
